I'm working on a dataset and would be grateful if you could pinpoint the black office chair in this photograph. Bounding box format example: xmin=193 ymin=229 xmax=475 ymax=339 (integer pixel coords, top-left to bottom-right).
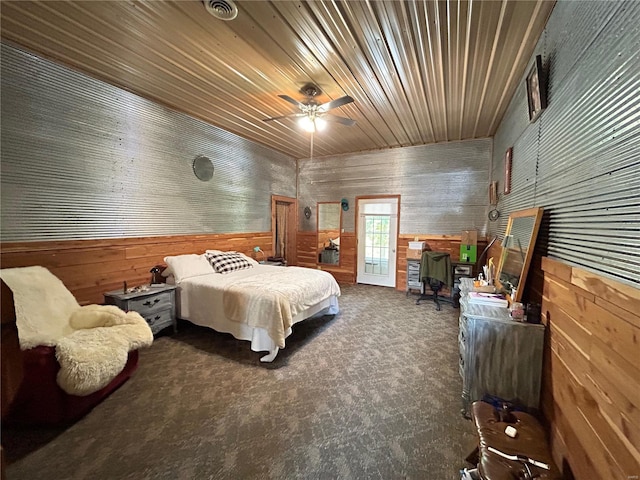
xmin=416 ymin=251 xmax=453 ymax=311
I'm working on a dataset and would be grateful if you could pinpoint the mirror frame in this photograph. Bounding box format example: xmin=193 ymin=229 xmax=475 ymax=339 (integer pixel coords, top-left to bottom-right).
xmin=495 ymin=207 xmax=543 ymax=303
xmin=316 ymin=202 xmax=342 ymax=266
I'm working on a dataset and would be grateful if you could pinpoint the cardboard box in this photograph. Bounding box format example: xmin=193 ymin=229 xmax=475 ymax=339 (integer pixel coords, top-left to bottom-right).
xmin=407 ymin=248 xmax=424 ymax=260
xmin=408 ymin=241 xmax=425 ymax=250
xmin=461 ymin=230 xmax=478 ymax=246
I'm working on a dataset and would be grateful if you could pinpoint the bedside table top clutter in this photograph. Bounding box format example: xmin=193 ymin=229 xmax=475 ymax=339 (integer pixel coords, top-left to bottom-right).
xmin=104 ymin=284 xmax=177 ymax=336
xmin=104 ymin=283 xmax=175 ymax=300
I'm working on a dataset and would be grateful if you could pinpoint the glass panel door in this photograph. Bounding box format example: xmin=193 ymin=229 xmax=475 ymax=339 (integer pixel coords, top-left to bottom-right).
xmin=357 ymin=197 xmax=398 ymax=287
xmin=364 ymin=215 xmax=390 ymax=276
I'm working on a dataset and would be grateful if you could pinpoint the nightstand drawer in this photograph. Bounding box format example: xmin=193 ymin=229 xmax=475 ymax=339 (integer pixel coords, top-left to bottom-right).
xmin=104 ymin=284 xmax=177 ymax=336
xmin=142 ymin=309 xmax=174 ymax=334
xmin=129 ymin=291 xmax=173 ymax=313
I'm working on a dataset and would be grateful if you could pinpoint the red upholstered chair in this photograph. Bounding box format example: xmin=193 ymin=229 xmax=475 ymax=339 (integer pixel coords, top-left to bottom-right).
xmin=4 ymin=345 xmax=138 ymax=426
xmin=1 ymin=278 xmax=141 ymax=426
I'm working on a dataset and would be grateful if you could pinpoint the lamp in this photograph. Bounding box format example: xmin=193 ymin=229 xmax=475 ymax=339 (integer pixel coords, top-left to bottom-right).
xmin=150 ymin=266 xmax=162 ymax=285
xmin=253 ymin=246 xmax=266 ymax=263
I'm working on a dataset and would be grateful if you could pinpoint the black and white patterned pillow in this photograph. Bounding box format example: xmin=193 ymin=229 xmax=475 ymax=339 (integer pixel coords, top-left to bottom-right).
xmin=205 ymin=252 xmax=254 ymax=274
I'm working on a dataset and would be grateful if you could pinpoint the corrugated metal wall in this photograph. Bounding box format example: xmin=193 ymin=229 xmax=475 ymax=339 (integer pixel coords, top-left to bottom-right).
xmin=0 ymin=43 xmax=296 ymax=242
xmin=491 ymin=0 xmax=640 ymax=286
xmin=298 ymin=138 xmax=492 ymax=234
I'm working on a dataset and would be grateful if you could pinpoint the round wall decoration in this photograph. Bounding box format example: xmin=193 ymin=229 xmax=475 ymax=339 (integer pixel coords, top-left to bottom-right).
xmin=488 ymin=209 xmax=500 ymax=221
xmin=304 ymin=206 xmax=312 ymax=219
xmin=192 ymin=155 xmax=214 ymax=181
xmin=341 ymin=198 xmax=349 ymax=211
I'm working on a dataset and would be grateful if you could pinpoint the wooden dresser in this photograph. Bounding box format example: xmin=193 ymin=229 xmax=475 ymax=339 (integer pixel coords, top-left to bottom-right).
xmin=458 ymin=278 xmax=544 ymax=417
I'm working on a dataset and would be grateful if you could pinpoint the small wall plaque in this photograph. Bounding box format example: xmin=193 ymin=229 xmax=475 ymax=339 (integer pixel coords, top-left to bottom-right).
xmin=192 ymin=155 xmax=214 ymax=181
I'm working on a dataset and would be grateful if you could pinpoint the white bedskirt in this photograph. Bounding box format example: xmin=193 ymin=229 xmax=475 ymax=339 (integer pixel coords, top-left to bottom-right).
xmin=181 ymin=294 xmax=339 ymax=354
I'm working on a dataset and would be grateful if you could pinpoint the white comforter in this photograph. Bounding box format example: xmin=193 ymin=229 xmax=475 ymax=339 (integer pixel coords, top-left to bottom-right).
xmin=222 ymin=266 xmax=340 ymax=348
xmin=177 ymin=265 xmax=340 ymax=351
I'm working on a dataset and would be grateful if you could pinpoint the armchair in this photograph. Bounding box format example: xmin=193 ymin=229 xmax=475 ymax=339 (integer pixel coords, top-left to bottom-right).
xmin=1 ymin=266 xmax=152 ymax=425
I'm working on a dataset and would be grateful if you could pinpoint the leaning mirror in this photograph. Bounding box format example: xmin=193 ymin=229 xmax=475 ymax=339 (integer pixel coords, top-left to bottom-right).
xmin=317 ymin=202 xmax=342 ymax=266
xmin=496 ymin=207 xmax=543 ymax=303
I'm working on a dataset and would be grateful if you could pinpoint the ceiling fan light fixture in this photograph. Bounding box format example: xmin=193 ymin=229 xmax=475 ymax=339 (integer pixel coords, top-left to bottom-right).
xmin=299 ymin=116 xmax=315 ymax=133
xmin=315 ymin=117 xmax=327 ymax=131
xmin=203 ymin=0 xmax=238 ymax=21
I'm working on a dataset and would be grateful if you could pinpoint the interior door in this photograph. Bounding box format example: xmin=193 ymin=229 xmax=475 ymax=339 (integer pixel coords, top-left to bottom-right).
xmin=356 ymin=197 xmax=399 ymax=287
xmin=271 ymin=195 xmax=297 ymax=265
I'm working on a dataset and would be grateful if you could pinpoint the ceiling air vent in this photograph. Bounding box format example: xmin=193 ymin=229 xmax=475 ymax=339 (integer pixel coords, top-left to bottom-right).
xmin=204 ymin=0 xmax=238 ymax=21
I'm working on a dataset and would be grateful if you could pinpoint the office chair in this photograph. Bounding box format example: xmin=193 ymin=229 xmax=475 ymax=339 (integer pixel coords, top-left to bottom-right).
xmin=416 ymin=251 xmax=453 ymax=311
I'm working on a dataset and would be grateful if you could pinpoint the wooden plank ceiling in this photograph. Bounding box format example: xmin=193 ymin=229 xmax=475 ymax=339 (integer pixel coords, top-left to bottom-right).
xmin=0 ymin=0 xmax=555 ymax=160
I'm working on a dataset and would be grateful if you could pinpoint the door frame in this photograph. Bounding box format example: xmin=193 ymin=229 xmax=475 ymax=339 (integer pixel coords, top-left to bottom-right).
xmin=271 ymin=195 xmax=297 ymax=266
xmin=355 ymin=194 xmax=401 ymax=288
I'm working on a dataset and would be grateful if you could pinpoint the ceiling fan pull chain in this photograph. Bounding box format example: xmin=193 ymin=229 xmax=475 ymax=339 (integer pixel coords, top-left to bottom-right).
xmin=310 ymin=132 xmax=314 ymax=159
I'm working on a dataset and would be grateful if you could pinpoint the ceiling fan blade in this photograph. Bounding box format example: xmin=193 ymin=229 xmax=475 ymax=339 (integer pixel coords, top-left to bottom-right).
xmin=322 ymin=113 xmax=356 ymax=126
xmin=318 ymin=95 xmax=354 ymax=112
xmin=278 ymin=94 xmax=305 ymax=108
xmin=263 ymin=113 xmax=304 ymax=122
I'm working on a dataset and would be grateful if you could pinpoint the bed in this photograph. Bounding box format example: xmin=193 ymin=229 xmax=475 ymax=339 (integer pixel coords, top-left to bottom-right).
xmin=163 ymin=252 xmax=340 ymax=362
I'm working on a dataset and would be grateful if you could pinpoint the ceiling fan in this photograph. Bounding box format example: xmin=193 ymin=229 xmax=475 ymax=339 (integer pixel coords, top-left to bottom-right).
xmin=263 ymin=83 xmax=356 ymax=134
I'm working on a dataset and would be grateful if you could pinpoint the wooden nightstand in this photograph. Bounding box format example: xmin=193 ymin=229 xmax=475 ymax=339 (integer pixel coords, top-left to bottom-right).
xmin=260 ymin=260 xmax=286 ymax=266
xmin=104 ymin=284 xmax=177 ymax=335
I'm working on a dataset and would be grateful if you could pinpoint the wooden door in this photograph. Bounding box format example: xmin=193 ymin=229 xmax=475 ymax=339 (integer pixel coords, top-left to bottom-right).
xmin=271 ymin=195 xmax=297 ymax=265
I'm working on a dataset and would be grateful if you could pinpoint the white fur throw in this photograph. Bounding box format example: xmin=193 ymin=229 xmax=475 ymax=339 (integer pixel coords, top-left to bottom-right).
xmin=56 ymin=307 xmax=153 ymax=396
xmin=0 ymin=266 xmax=79 ymax=348
xmin=0 ymin=266 xmax=153 ymax=396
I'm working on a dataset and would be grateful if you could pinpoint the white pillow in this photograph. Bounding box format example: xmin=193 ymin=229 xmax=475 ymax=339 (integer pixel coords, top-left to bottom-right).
xmin=206 ymin=250 xmax=259 ymax=266
xmin=163 ymin=254 xmax=214 ymax=283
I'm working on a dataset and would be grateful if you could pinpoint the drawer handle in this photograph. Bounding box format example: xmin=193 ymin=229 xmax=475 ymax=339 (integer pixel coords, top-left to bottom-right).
xmin=143 ymin=298 xmax=161 ymax=306
xmin=154 ymin=315 xmax=161 ymax=320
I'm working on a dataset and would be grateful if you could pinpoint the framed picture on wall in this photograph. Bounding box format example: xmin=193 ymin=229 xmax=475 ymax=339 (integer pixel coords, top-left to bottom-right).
xmin=526 ymin=55 xmax=547 ymax=122
xmin=504 ymin=147 xmax=513 ymax=194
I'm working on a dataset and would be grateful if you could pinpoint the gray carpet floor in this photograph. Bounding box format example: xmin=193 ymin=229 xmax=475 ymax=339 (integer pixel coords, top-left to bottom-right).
xmin=4 ymin=284 xmax=476 ymax=479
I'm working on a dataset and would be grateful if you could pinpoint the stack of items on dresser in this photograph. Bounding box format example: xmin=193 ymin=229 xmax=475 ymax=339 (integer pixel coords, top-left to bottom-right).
xmin=467 ymin=291 xmax=508 ymax=308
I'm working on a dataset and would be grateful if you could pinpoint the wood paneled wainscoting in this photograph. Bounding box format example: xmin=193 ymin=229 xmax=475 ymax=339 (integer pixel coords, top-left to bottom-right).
xmin=297 ymin=232 xmax=485 ymax=288
xmin=297 ymin=232 xmax=355 ymax=284
xmin=0 ymin=233 xmax=273 ymax=305
xmin=397 ymin=235 xmax=487 ymax=292
xmin=541 ymin=257 xmax=640 ymax=480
